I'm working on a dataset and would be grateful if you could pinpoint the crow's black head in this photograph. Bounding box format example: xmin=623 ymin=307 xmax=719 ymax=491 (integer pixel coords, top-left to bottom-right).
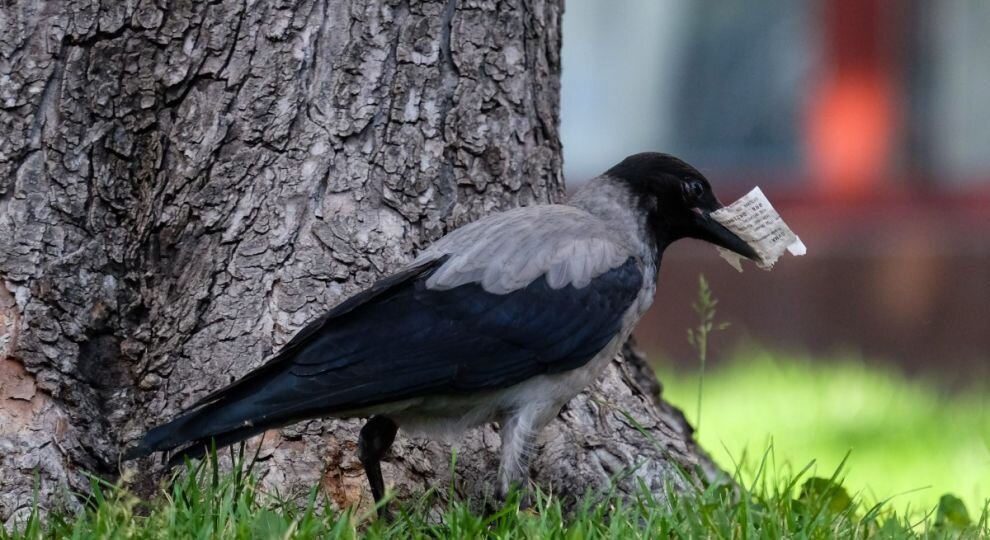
xmin=606 ymin=152 xmax=758 ymax=260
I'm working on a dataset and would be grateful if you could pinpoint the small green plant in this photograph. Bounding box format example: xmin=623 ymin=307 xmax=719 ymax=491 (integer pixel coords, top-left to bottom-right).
xmin=936 ymin=493 xmax=973 ymax=530
xmin=686 ymin=274 xmax=729 ymax=433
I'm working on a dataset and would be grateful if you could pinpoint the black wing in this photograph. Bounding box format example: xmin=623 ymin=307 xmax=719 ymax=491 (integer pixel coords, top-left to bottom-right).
xmin=184 ymin=258 xmax=444 ymax=411
xmin=124 ymin=257 xmax=642 ymax=461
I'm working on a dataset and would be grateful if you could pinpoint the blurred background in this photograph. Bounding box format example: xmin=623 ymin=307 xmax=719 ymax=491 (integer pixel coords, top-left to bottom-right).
xmin=560 ymin=0 xmax=989 ymax=513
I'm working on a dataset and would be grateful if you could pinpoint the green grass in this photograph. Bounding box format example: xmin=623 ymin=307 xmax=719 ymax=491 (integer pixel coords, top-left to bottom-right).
xmin=4 ymin=450 xmax=988 ymax=539
xmin=5 ymin=352 xmax=990 ymax=537
xmin=658 ymin=349 xmax=990 ymax=517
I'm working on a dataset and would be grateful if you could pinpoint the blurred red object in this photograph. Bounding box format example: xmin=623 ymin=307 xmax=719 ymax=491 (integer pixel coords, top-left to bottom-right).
xmin=806 ymin=0 xmax=901 ymax=200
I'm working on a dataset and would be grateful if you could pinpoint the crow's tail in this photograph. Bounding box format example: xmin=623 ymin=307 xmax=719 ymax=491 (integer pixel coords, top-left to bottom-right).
xmin=121 ymin=400 xmax=276 ymax=465
xmin=121 ymin=372 xmax=306 ymax=464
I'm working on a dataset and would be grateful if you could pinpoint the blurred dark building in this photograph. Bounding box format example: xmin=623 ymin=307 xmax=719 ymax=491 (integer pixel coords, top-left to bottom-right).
xmin=562 ymin=1 xmax=990 ymax=380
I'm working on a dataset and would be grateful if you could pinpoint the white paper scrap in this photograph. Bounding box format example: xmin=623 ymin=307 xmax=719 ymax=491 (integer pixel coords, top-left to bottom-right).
xmin=710 ymin=187 xmax=806 ymax=272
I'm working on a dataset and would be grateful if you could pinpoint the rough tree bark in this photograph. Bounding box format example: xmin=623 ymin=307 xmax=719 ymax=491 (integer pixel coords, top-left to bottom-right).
xmin=0 ymin=0 xmax=720 ymax=525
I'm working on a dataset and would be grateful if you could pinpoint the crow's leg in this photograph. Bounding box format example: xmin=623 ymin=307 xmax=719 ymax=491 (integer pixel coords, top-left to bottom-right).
xmin=357 ymin=415 xmax=398 ymax=518
xmin=496 ymin=406 xmax=557 ymax=507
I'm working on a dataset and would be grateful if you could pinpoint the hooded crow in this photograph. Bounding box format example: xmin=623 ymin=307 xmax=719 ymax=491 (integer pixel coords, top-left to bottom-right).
xmin=123 ymin=152 xmax=758 ymax=514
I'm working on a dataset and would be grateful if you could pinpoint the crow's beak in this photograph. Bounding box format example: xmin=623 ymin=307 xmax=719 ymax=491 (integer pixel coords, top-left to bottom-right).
xmin=690 ymin=205 xmax=760 ymax=261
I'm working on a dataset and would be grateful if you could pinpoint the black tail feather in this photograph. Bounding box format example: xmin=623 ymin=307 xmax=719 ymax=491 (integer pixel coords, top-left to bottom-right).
xmin=122 ymin=412 xmax=201 ymax=461
xmin=164 ymin=423 xmax=272 ymax=468
xmin=122 ymin=391 xmax=282 ymax=462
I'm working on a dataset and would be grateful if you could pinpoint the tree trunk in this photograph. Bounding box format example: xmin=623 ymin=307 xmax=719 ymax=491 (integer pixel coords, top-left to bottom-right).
xmin=0 ymin=0 xmax=719 ymax=525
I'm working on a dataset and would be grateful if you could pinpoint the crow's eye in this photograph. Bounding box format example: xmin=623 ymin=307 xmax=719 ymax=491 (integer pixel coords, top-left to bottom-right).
xmin=685 ymin=179 xmax=705 ymax=200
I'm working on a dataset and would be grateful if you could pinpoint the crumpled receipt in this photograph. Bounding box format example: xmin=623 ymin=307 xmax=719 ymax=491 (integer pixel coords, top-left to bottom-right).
xmin=710 ymin=187 xmax=806 ymax=272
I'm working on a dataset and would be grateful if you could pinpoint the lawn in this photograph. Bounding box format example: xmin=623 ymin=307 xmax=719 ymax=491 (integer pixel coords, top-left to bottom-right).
xmin=4 ymin=447 xmax=987 ymax=539
xmin=658 ymin=348 xmax=990 ymax=516
xmin=5 ymin=352 xmax=989 ymax=538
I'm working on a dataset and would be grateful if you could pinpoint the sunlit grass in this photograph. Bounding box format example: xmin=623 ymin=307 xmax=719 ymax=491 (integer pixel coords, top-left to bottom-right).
xmin=4 ymin=365 xmax=989 ymax=538
xmin=6 ymin=356 xmax=989 ymax=538
xmin=4 ymin=447 xmax=987 ymax=539
xmin=658 ymin=348 xmax=990 ymax=516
